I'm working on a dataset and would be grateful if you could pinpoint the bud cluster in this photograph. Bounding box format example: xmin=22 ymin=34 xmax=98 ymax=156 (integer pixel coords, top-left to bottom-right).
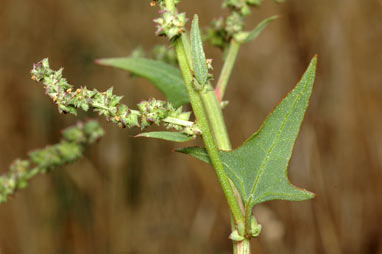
xmin=0 ymin=120 xmax=104 ymax=203
xmin=207 ymin=0 xmax=280 ymax=49
xmin=223 ymin=0 xmax=263 ymax=16
xmin=154 ymin=9 xmax=187 ymax=41
xmin=31 ymin=59 xmax=201 ymax=136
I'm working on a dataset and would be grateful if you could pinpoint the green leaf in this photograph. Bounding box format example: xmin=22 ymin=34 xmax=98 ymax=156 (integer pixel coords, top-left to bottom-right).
xmin=96 ymin=57 xmax=189 ymax=107
xmin=136 ymin=131 xmax=193 ymax=142
xmin=242 ymin=15 xmax=278 ymax=43
xmin=178 ymin=56 xmax=317 ymax=210
xmin=191 ymin=15 xmax=208 ymax=85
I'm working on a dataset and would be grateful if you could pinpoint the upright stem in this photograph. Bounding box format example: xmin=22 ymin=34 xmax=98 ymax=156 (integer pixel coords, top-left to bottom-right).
xmin=215 ymin=40 xmax=241 ymax=101
xmin=176 ymin=36 xmax=251 ymax=254
xmin=200 ymin=90 xmax=231 ymax=150
xmin=164 ymin=1 xmax=250 ymax=252
xmin=164 ymin=0 xmax=176 ymax=11
xmin=174 ymin=38 xmax=245 ymax=232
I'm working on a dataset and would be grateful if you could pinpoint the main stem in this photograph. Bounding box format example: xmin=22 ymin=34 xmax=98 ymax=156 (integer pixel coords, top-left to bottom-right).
xmin=165 ymin=0 xmax=250 ymax=252
xmin=174 ymin=39 xmax=244 ymax=230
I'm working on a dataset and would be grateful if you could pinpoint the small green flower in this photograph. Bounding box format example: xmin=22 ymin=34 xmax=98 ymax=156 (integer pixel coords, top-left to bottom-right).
xmin=0 ymin=120 xmax=104 ymax=204
xmin=154 ymin=10 xmax=187 ymax=40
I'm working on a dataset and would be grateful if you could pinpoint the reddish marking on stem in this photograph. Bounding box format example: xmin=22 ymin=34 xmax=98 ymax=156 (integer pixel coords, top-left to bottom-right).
xmin=215 ymin=87 xmax=222 ymax=102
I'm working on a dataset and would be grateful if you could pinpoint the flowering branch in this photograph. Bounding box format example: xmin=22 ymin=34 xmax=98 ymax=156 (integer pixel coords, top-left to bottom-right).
xmin=31 ymin=58 xmax=201 ymax=137
xmin=0 ymin=120 xmax=104 ymax=203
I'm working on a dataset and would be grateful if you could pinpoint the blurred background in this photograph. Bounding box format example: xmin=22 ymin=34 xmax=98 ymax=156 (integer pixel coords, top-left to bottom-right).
xmin=0 ymin=0 xmax=381 ymax=253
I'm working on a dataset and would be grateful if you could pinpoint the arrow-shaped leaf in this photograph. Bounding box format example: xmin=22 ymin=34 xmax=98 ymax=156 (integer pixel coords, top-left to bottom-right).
xmin=191 ymin=15 xmax=208 ymax=85
xmin=136 ymin=131 xmax=193 ymax=142
xmin=96 ymin=57 xmax=189 ymax=107
xmin=178 ymin=56 xmax=317 ymax=211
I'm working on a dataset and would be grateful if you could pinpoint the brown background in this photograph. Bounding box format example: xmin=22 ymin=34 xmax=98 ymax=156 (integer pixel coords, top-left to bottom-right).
xmin=0 ymin=0 xmax=381 ymax=253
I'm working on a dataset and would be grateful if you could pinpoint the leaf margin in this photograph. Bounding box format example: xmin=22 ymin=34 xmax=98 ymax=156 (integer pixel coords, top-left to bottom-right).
xmin=95 ymin=57 xmax=189 ymax=107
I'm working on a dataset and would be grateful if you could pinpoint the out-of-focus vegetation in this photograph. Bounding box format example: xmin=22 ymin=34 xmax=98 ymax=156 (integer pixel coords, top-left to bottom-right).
xmin=0 ymin=0 xmax=381 ymax=253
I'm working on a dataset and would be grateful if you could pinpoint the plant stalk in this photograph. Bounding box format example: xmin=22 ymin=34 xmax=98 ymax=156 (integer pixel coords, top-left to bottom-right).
xmin=174 ymin=38 xmax=245 ymax=231
xmin=175 ymin=33 xmax=250 ymax=254
xmin=165 ymin=0 xmax=250 ymax=252
xmin=215 ymin=40 xmax=241 ymax=101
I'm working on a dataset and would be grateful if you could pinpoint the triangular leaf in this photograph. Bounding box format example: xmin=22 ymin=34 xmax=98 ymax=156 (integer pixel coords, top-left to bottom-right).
xmin=191 ymin=15 xmax=208 ymax=85
xmin=178 ymin=56 xmax=317 ymax=210
xmin=136 ymin=131 xmax=193 ymax=142
xmin=242 ymin=15 xmax=278 ymax=43
xmin=96 ymin=57 xmax=189 ymax=107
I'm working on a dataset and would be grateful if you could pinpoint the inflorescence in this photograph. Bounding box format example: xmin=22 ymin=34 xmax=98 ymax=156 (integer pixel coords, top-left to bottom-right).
xmin=207 ymin=0 xmax=283 ymax=49
xmin=0 ymin=120 xmax=104 ymax=203
xmin=31 ymin=58 xmax=201 ymax=137
xmin=152 ymin=0 xmax=187 ymax=41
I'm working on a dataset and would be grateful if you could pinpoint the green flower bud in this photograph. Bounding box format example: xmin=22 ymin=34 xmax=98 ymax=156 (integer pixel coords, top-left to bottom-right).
xmin=229 ymin=229 xmax=245 ymax=241
xmin=154 ymin=10 xmax=187 ymax=40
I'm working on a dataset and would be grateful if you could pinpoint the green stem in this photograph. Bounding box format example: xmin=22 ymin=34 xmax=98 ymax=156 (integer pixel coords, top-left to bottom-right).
xmin=164 ymin=1 xmax=248 ymax=252
xmin=164 ymin=0 xmax=176 ymax=12
xmin=235 ymin=239 xmax=251 ymax=254
xmin=200 ymin=90 xmax=231 ymax=150
xmin=174 ymin=37 xmax=245 ymax=232
xmin=215 ymin=40 xmax=241 ymax=101
xmin=175 ymin=34 xmax=248 ymax=254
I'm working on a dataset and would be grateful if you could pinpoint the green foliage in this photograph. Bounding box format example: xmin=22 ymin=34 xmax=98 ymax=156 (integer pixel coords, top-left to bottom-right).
xmin=191 ymin=15 xmax=209 ymax=87
xmin=239 ymin=15 xmax=278 ymax=43
xmin=136 ymin=131 xmax=193 ymax=142
xmin=96 ymin=57 xmax=189 ymax=107
xmin=0 ymin=120 xmax=104 ymax=204
xmin=178 ymin=56 xmax=317 ymax=210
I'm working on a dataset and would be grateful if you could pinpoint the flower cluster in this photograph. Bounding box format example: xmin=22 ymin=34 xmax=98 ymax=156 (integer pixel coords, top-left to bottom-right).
xmin=150 ymin=0 xmax=181 ymax=8
xmin=153 ymin=9 xmax=187 ymax=41
xmin=207 ymin=0 xmax=282 ymax=49
xmin=223 ymin=0 xmax=263 ymax=16
xmin=0 ymin=120 xmax=104 ymax=203
xmin=31 ymin=58 xmax=201 ymax=136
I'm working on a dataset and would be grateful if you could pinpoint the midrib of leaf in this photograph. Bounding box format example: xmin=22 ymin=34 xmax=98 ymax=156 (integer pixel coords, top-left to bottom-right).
xmin=223 ymin=161 xmax=246 ymax=199
xmin=131 ymin=60 xmax=185 ymax=87
xmin=247 ymin=68 xmax=314 ymax=206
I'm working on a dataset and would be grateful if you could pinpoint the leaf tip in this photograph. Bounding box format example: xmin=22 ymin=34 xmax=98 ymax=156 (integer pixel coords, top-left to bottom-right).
xmin=311 ymin=54 xmax=318 ymax=66
xmin=270 ymin=14 xmax=280 ymax=20
xmin=94 ymin=58 xmax=107 ymax=66
xmin=134 ymin=133 xmax=143 ymax=138
xmin=192 ymin=14 xmax=199 ymax=24
xmin=307 ymin=190 xmax=316 ymax=199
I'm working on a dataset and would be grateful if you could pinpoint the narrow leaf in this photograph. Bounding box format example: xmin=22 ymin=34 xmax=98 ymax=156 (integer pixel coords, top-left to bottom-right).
xmin=178 ymin=56 xmax=317 ymax=210
xmin=177 ymin=146 xmax=211 ymax=162
xmin=191 ymin=15 xmax=208 ymax=85
xmin=136 ymin=131 xmax=193 ymax=142
xmin=243 ymin=15 xmax=278 ymax=43
xmin=96 ymin=57 xmax=189 ymax=107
